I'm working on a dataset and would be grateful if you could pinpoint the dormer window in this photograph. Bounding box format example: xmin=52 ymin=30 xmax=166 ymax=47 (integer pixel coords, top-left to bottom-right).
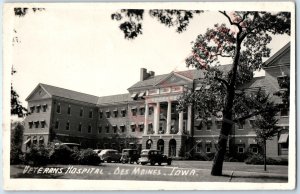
xmin=42 ymin=104 xmax=47 ymax=112
xmin=30 ymin=106 xmax=35 ymax=113
xmin=36 ymin=105 xmax=41 ymax=113
xmin=113 ymin=109 xmax=118 ymax=117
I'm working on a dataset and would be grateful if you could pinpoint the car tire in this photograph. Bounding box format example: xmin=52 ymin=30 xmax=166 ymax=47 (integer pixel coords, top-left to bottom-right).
xmin=141 ymin=162 xmax=146 ymax=165
xmin=167 ymin=161 xmax=171 ymax=165
xmin=136 ymin=160 xmax=140 ymax=164
xmin=107 ymin=158 xmax=111 ymax=163
xmin=150 ymin=160 xmax=155 ymax=166
xmin=158 ymin=162 xmax=162 ymax=166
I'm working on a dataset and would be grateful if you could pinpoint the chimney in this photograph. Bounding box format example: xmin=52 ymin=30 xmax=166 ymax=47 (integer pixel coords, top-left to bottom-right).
xmin=140 ymin=68 xmax=148 ymax=81
xmin=148 ymin=71 xmax=155 ymax=77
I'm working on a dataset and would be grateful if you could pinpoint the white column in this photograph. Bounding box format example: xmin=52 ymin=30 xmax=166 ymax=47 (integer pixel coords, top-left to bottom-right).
xmin=187 ymin=105 xmax=192 ymax=135
xmin=154 ymin=102 xmax=160 ymax=134
xmin=166 ymin=101 xmax=171 ymax=134
xmin=144 ymin=103 xmax=149 ymax=135
xmin=178 ymin=111 xmax=183 ymax=135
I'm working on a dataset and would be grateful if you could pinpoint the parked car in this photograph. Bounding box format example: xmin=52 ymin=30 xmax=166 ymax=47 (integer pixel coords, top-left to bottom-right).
xmin=139 ymin=149 xmax=172 ymax=166
xmin=120 ymin=149 xmax=140 ymax=164
xmin=93 ymin=149 xmax=102 ymax=155
xmin=55 ymin=143 xmax=81 ymax=150
xmin=99 ymin=149 xmax=121 ymax=163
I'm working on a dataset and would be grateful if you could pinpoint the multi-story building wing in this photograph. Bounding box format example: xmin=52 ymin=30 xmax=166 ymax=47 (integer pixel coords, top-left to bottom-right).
xmin=22 ymin=43 xmax=290 ymax=159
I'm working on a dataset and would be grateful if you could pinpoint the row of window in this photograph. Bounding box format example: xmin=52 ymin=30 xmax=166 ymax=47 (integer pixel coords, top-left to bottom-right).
xmin=194 ymin=119 xmax=248 ymax=131
xmin=28 ymin=120 xmax=46 ymax=129
xmin=195 ymin=143 xmax=258 ymax=154
xmin=54 ymin=120 xmax=150 ymax=134
xmin=30 ymin=104 xmax=48 ymax=113
xmin=56 ymin=103 xmax=94 ymax=118
xmin=99 ymin=107 xmax=154 ymax=119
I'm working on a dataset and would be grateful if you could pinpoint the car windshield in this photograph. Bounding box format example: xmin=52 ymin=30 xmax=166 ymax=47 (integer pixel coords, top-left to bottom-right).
xmin=141 ymin=150 xmax=149 ymax=155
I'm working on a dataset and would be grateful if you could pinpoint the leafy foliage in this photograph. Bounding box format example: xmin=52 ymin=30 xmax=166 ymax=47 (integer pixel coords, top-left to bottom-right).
xmin=14 ymin=7 xmax=45 ymax=17
xmin=11 ymin=68 xmax=28 ymax=117
xmin=77 ymin=148 xmax=101 ymax=165
xmin=24 ymin=144 xmax=50 ymax=166
xmin=10 ymin=122 xmax=25 ymax=164
xmin=112 ymin=9 xmax=202 ymax=39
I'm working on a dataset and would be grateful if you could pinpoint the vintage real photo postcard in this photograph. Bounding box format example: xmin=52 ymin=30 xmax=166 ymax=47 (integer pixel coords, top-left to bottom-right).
xmin=3 ymin=1 xmax=296 ymax=190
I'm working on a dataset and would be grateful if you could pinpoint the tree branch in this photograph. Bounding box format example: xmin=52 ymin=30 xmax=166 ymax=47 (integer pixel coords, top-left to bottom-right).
xmin=214 ymin=77 xmax=229 ymax=89
xmin=219 ymin=11 xmax=242 ymax=32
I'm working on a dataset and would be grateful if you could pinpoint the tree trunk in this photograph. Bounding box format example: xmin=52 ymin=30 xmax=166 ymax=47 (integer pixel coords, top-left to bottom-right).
xmin=264 ymin=140 xmax=267 ymax=171
xmin=211 ymin=36 xmax=242 ymax=176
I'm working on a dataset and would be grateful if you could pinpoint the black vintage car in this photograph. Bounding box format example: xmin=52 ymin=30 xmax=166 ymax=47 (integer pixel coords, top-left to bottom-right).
xmin=139 ymin=149 xmax=172 ymax=166
xmin=120 ymin=149 xmax=140 ymax=164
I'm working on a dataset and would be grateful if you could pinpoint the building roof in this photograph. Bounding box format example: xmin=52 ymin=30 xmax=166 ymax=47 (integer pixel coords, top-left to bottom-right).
xmin=263 ymin=42 xmax=290 ymax=67
xmin=97 ymin=93 xmax=132 ymax=105
xmin=39 ymin=83 xmax=99 ymax=104
xmin=128 ymin=64 xmax=232 ymax=90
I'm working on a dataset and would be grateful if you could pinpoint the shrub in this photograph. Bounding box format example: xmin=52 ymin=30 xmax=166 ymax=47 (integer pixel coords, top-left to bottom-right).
xmin=245 ymin=154 xmax=288 ymax=165
xmin=49 ymin=144 xmax=76 ymax=164
xmin=24 ymin=144 xmax=50 ymax=166
xmin=77 ymin=149 xmax=101 ymax=165
xmin=10 ymin=145 xmax=24 ymax=164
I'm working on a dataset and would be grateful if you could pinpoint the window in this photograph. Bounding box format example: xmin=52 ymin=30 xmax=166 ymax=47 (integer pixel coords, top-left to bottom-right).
xmin=131 ymin=108 xmax=137 ymax=116
xmin=36 ymin=105 xmax=41 ymax=113
xmin=34 ymin=121 xmax=39 ymax=128
xmin=249 ymin=119 xmax=256 ymax=128
xmin=131 ymin=124 xmax=136 ymax=132
xmin=67 ymin=105 xmax=71 ymax=115
xmin=88 ymin=125 xmax=92 ymax=133
xmin=28 ymin=121 xmax=33 ymax=129
xmin=89 ymin=109 xmax=93 ymax=118
xmin=215 ymin=120 xmax=222 ymax=130
xmin=66 ymin=121 xmax=70 ymax=130
xmin=106 ymin=125 xmax=110 ymax=133
xmin=281 ymin=108 xmax=289 ymax=116
xmin=196 ymin=143 xmax=202 ymax=153
xmin=56 ymin=103 xmax=61 ymax=114
xmin=80 ymin=108 xmax=84 ymax=117
xmin=106 ymin=111 xmax=110 ymax=118
xmin=120 ymin=125 xmax=126 ymax=133
xmin=113 ymin=125 xmax=117 ymax=133
xmin=206 ymin=120 xmax=212 ymax=131
xmin=237 ymin=121 xmax=245 ymax=130
xmin=238 ymin=146 xmax=245 ymax=153
xmin=41 ymin=120 xmax=46 ymax=128
xmin=55 ymin=120 xmax=59 ymax=129
xmin=206 ymin=146 xmax=211 ymax=153
xmin=139 ymin=107 xmax=145 ymax=115
xmin=78 ymin=123 xmax=82 ymax=132
xmin=30 ymin=106 xmax=35 ymax=113
xmin=195 ymin=120 xmax=202 ymax=130
xmin=113 ymin=109 xmax=118 ymax=118
xmin=149 ymin=107 xmax=153 ymax=115
xmin=32 ymin=136 xmax=37 ymax=144
xmin=139 ymin=124 xmax=144 ymax=132
xmin=98 ymin=126 xmax=102 ymax=134
xmin=42 ymin=104 xmax=47 ymax=112
xmin=252 ymin=147 xmax=258 ymax=153
xmin=121 ymin=109 xmax=126 ymax=117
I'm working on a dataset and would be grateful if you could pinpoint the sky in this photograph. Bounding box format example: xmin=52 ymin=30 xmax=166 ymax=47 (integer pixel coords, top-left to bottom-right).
xmin=9 ymin=5 xmax=290 ymax=107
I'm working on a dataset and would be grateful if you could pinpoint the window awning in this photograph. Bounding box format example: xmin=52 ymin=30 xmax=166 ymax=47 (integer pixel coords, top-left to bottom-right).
xmin=139 ymin=122 xmax=144 ymax=126
xmin=138 ymin=91 xmax=146 ymax=98
xmin=113 ymin=109 xmax=118 ymax=112
xmin=112 ymin=125 xmax=117 ymax=127
xmin=28 ymin=121 xmax=33 ymax=123
xmin=24 ymin=139 xmax=31 ymax=145
xmin=278 ymin=134 xmax=289 ymax=143
xmin=248 ymin=138 xmax=257 ymax=144
xmin=120 ymin=124 xmax=125 ymax=127
xmin=131 ymin=106 xmax=137 ymax=110
xmin=139 ymin=105 xmax=145 ymax=109
xmin=196 ymin=140 xmax=202 ymax=143
xmin=205 ymin=140 xmax=212 ymax=144
xmin=39 ymin=136 xmax=44 ymax=141
xmin=121 ymin=108 xmax=126 ymax=111
xmin=32 ymin=136 xmax=37 ymax=141
xmin=34 ymin=121 xmax=39 ymax=123
xmin=42 ymin=104 xmax=47 ymax=106
xmin=130 ymin=123 xmax=136 ymax=126
xmin=105 ymin=110 xmax=110 ymax=112
xmin=131 ymin=93 xmax=138 ymax=98
xmin=41 ymin=120 xmax=46 ymax=123
xmin=36 ymin=104 xmax=41 ymax=107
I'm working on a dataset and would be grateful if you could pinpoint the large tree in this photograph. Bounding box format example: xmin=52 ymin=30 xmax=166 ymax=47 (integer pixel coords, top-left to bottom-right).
xmin=112 ymin=10 xmax=290 ymax=175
